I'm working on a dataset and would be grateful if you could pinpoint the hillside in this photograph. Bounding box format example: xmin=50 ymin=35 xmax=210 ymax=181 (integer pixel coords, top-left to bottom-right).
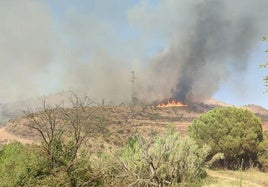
xmin=0 ymin=128 xmax=32 ymax=144
xmin=2 ymin=105 xmax=198 ymax=148
xmin=242 ymin=104 xmax=268 ymax=119
xmin=1 ymin=100 xmax=268 ymax=186
xmin=2 ymin=100 xmax=268 ymax=146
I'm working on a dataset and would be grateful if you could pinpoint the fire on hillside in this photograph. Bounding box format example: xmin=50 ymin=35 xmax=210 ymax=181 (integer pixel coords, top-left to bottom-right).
xmin=157 ymin=99 xmax=187 ymax=108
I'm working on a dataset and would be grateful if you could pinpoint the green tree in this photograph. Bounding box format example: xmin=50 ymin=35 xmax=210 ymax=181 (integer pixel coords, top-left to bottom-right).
xmin=257 ymin=134 xmax=268 ymax=171
xmin=188 ymin=107 xmax=263 ymax=169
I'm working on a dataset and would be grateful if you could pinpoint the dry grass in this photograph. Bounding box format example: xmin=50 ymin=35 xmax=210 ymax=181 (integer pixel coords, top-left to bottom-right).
xmin=203 ymin=178 xmax=244 ymax=187
xmin=263 ymin=122 xmax=268 ymax=134
xmin=0 ymin=128 xmax=33 ymax=144
xmin=2 ymin=104 xmax=268 ymax=147
xmin=203 ymin=168 xmax=268 ymax=187
xmin=2 ymin=105 xmax=198 ymax=146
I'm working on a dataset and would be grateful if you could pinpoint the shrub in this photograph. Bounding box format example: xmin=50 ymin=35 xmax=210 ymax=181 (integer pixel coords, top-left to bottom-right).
xmin=0 ymin=142 xmax=39 ymax=186
xmin=188 ymin=107 xmax=263 ymax=169
xmin=117 ymin=126 xmax=210 ymax=186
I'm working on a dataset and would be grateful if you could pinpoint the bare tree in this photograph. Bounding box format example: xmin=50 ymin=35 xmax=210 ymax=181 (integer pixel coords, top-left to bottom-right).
xmin=22 ymin=93 xmax=112 ymax=185
xmin=24 ymin=99 xmax=63 ymax=169
xmin=60 ymin=93 xmax=93 ymax=173
xmin=23 ymin=94 xmax=94 ymax=172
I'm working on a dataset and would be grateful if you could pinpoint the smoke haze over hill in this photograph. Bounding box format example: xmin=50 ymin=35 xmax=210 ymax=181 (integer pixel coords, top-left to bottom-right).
xmin=0 ymin=0 xmax=268 ymax=107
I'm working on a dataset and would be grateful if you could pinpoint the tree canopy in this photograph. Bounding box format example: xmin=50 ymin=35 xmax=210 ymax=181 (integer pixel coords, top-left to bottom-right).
xmin=188 ymin=107 xmax=263 ymax=169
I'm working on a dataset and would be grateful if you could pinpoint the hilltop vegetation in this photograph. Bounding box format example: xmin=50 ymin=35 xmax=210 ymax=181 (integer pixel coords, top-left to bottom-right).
xmin=4 ymin=102 xmax=201 ymax=149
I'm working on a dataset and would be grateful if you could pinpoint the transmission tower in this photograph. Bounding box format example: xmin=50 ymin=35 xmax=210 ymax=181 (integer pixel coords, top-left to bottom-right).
xmin=130 ymin=71 xmax=137 ymax=105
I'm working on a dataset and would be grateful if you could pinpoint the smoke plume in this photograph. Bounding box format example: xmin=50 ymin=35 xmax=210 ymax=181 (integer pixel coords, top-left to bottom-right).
xmin=0 ymin=0 xmax=268 ymax=122
xmin=133 ymin=0 xmax=268 ymax=103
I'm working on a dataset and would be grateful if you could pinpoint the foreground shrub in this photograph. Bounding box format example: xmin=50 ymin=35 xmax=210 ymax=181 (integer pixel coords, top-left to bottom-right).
xmin=188 ymin=107 xmax=263 ymax=169
xmin=0 ymin=143 xmax=104 ymax=186
xmin=0 ymin=142 xmax=39 ymax=186
xmin=36 ymin=153 xmax=100 ymax=186
xmin=0 ymin=129 xmax=210 ymax=186
xmin=117 ymin=127 xmax=210 ymax=186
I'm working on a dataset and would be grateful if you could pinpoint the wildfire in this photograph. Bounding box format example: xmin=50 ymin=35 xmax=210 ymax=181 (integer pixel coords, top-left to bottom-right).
xmin=157 ymin=100 xmax=187 ymax=108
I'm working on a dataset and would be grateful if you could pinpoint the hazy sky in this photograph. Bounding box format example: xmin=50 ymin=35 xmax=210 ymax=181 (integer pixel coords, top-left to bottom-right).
xmin=0 ymin=0 xmax=268 ymax=108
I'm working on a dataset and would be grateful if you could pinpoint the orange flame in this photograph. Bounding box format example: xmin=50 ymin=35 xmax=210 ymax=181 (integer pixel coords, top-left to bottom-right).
xmin=157 ymin=100 xmax=187 ymax=108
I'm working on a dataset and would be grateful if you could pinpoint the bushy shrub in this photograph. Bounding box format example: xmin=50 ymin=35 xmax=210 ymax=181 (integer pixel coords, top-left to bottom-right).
xmin=188 ymin=107 xmax=263 ymax=169
xmin=0 ymin=142 xmax=39 ymax=186
xmin=0 ymin=129 xmax=210 ymax=186
xmin=117 ymin=127 xmax=210 ymax=186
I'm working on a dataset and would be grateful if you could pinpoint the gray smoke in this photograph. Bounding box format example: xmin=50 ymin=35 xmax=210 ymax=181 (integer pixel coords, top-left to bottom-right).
xmin=0 ymin=0 xmax=268 ymax=123
xmin=135 ymin=0 xmax=268 ymax=103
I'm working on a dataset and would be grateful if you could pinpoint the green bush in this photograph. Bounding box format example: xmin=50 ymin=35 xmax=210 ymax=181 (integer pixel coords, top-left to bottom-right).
xmin=0 ymin=129 xmax=210 ymax=186
xmin=117 ymin=127 xmax=210 ymax=186
xmin=0 ymin=142 xmax=101 ymax=186
xmin=188 ymin=107 xmax=263 ymax=169
xmin=0 ymin=142 xmax=40 ymax=186
xmin=257 ymin=134 xmax=268 ymax=171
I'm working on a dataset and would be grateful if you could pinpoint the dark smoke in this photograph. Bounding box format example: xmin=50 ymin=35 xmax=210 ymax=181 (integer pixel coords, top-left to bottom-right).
xmin=148 ymin=0 xmax=264 ymax=103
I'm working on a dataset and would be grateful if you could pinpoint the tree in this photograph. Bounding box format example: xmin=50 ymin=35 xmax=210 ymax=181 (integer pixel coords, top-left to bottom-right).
xmin=257 ymin=135 xmax=268 ymax=171
xmin=23 ymin=94 xmax=103 ymax=186
xmin=188 ymin=107 xmax=263 ymax=169
xmin=24 ymin=99 xmax=63 ymax=170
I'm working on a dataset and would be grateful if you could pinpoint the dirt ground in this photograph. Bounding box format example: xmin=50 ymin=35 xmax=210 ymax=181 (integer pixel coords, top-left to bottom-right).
xmin=0 ymin=127 xmax=33 ymax=144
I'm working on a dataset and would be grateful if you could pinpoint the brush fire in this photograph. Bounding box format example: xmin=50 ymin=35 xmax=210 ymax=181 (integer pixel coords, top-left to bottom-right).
xmin=157 ymin=99 xmax=187 ymax=108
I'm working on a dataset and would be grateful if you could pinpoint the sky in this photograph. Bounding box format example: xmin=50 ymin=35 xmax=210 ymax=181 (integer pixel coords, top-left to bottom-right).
xmin=0 ymin=0 xmax=268 ymax=108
